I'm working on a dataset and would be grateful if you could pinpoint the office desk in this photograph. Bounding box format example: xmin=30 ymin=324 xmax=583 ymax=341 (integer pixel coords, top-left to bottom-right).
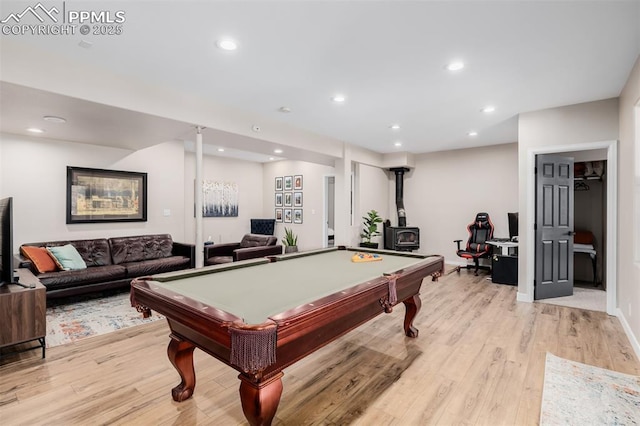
xmin=131 ymin=246 xmax=444 ymax=425
xmin=487 ymin=239 xmax=518 ymax=255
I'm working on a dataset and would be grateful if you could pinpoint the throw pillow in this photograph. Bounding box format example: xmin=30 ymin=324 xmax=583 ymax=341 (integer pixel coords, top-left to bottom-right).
xmin=20 ymin=246 xmax=59 ymax=274
xmin=46 ymin=244 xmax=87 ymax=271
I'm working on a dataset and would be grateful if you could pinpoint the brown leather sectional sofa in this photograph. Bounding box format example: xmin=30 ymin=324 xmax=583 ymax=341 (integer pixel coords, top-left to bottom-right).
xmin=19 ymin=234 xmax=195 ymax=299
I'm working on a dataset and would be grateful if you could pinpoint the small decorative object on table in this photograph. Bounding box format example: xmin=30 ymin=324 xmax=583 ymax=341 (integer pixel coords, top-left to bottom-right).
xmin=351 ymin=252 xmax=383 ymax=263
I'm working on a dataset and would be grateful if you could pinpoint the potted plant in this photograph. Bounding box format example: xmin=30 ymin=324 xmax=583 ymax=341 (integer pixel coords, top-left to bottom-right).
xmin=360 ymin=209 xmax=383 ymax=249
xmin=282 ymin=227 xmax=298 ymax=253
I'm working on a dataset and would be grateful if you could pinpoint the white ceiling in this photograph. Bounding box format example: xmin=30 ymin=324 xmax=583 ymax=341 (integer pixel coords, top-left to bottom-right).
xmin=1 ymin=1 xmax=639 ymax=160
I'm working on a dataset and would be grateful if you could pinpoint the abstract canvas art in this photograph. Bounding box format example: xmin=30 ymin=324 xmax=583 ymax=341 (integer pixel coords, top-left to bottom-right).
xmin=202 ymin=180 xmax=238 ymax=217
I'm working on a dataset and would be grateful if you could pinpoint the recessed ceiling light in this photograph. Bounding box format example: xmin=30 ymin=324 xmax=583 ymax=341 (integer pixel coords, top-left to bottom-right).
xmin=446 ymin=61 xmax=465 ymax=71
xmin=217 ymin=148 xmax=225 ymax=152
xmin=468 ymin=131 xmax=478 ymax=137
xmin=43 ymin=115 xmax=66 ymax=123
xmin=394 ymin=141 xmax=402 ymax=147
xmin=26 ymin=127 xmax=44 ymax=133
xmin=269 ymin=157 xmax=275 ymax=161
xmin=278 ymin=106 xmax=292 ymax=113
xmin=274 ymin=149 xmax=283 ymax=154
xmin=389 ymin=124 xmax=401 ymax=130
xmin=331 ymin=94 xmax=346 ymax=103
xmin=216 ymin=38 xmax=238 ymax=51
xmin=481 ymin=105 xmax=496 ymax=113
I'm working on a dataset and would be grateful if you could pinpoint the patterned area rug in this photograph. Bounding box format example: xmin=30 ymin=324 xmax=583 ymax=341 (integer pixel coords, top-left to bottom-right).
xmin=540 ymin=353 xmax=640 ymax=425
xmin=46 ymin=291 xmax=164 ymax=348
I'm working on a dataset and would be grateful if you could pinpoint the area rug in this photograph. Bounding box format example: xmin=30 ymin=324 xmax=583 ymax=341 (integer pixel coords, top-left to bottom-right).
xmin=46 ymin=291 xmax=164 ymax=348
xmin=540 ymin=353 xmax=640 ymax=425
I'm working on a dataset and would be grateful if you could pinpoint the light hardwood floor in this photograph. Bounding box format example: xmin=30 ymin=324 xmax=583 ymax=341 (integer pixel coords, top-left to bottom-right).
xmin=1 ymin=270 xmax=638 ymax=425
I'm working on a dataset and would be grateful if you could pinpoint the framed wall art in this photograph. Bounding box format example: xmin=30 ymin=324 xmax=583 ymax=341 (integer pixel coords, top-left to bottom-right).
xmin=275 ymin=208 xmax=283 ymax=222
xmin=284 ymin=208 xmax=292 ymax=223
xmin=294 ymin=192 xmax=303 ymax=207
xmin=202 ymin=180 xmax=238 ymax=217
xmin=284 ymin=176 xmax=293 ymax=191
xmin=293 ymin=209 xmax=303 ymax=224
xmin=66 ymin=166 xmax=147 ymax=224
xmin=275 ymin=193 xmax=283 ymax=207
xmin=275 ymin=177 xmax=283 ymax=191
xmin=294 ymin=175 xmax=303 ymax=190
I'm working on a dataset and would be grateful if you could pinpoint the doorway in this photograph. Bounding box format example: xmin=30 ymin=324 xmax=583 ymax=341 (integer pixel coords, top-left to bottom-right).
xmin=524 ymin=140 xmax=617 ymax=315
xmin=324 ymin=176 xmax=335 ymax=247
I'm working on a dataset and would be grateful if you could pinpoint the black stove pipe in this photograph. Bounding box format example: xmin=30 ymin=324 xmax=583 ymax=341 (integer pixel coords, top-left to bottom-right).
xmin=390 ymin=167 xmax=409 ymax=227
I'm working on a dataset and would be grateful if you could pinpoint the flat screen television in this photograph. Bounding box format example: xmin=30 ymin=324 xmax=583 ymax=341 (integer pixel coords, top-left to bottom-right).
xmin=0 ymin=196 xmax=15 ymax=286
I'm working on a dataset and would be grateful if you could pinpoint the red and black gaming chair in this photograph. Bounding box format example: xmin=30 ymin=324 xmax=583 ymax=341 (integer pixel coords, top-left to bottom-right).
xmin=454 ymin=212 xmax=494 ymax=275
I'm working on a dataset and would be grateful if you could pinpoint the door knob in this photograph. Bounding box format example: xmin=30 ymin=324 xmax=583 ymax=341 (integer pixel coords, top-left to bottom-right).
xmin=568 ymin=231 xmax=576 ymax=236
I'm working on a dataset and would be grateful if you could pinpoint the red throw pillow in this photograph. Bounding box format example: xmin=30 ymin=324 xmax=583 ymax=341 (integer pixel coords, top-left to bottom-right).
xmin=20 ymin=246 xmax=59 ymax=274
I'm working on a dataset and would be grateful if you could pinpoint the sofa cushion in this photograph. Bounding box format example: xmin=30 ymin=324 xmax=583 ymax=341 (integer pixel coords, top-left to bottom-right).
xmin=47 ymin=244 xmax=87 ymax=271
xmin=37 ymin=265 xmax=127 ymax=290
xmin=23 ymin=239 xmax=113 ymax=267
xmin=239 ymin=234 xmax=277 ymax=248
xmin=110 ymin=234 xmax=174 ymax=264
xmin=123 ymin=256 xmax=191 ymax=276
xmin=20 ymin=246 xmax=59 ymax=274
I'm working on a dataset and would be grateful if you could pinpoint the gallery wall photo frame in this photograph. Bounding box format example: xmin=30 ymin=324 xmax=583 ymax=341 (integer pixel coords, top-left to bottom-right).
xmin=66 ymin=166 xmax=147 ymax=224
xmin=275 ymin=193 xmax=283 ymax=207
xmin=293 ymin=208 xmax=303 ymax=224
xmin=275 ymin=177 xmax=283 ymax=191
xmin=284 ymin=192 xmax=293 ymax=207
xmin=284 ymin=208 xmax=292 ymax=223
xmin=294 ymin=175 xmax=303 ymax=190
xmin=284 ymin=176 xmax=293 ymax=191
xmin=294 ymin=192 xmax=303 ymax=207
xmin=275 ymin=208 xmax=283 ymax=222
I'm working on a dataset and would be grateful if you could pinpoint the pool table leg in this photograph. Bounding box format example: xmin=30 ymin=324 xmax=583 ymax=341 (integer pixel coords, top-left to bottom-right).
xmin=167 ymin=334 xmax=197 ymax=402
xmin=238 ymin=372 xmax=284 ymax=426
xmin=402 ymin=294 xmax=422 ymax=338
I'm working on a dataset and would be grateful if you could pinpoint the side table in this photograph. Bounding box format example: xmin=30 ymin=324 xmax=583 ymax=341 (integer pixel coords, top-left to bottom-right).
xmin=0 ymin=268 xmax=46 ymax=359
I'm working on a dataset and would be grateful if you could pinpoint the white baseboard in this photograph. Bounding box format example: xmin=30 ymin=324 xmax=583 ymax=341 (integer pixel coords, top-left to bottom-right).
xmin=517 ymin=291 xmax=533 ymax=303
xmin=615 ymin=308 xmax=640 ymax=363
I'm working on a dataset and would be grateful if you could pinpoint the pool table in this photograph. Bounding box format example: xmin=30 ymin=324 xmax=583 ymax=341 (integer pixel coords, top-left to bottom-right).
xmin=130 ymin=246 xmax=444 ymax=425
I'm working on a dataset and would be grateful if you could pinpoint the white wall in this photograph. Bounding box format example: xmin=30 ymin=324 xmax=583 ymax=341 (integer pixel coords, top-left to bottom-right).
xmin=404 ymin=143 xmax=519 ymax=262
xmin=263 ymin=160 xmax=335 ymax=251
xmin=355 ymin=163 xmax=390 ymax=247
xmin=0 ymin=133 xmax=187 ymax=249
xmin=619 ymin=55 xmax=640 ymax=353
xmin=183 ymin=152 xmax=264 ymax=245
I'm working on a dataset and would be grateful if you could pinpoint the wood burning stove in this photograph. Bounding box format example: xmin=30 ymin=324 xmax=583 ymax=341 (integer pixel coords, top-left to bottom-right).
xmin=384 ymin=224 xmax=420 ymax=251
xmin=384 ymin=167 xmax=420 ymax=251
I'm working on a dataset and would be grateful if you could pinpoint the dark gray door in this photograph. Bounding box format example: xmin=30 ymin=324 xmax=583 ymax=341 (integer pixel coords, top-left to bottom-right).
xmin=535 ymin=154 xmax=574 ymax=300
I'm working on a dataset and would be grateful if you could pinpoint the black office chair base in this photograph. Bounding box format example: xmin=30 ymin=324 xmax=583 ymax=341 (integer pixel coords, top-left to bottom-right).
xmin=455 ymin=261 xmax=491 ymax=276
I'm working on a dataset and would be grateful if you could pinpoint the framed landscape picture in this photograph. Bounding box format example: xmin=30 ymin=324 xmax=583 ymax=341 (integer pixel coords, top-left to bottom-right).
xmin=66 ymin=166 xmax=147 ymax=224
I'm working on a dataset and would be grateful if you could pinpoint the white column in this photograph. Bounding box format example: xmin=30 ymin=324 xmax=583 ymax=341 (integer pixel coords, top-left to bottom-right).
xmin=334 ymin=144 xmax=353 ymax=247
xmin=195 ymin=127 xmax=204 ymax=268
